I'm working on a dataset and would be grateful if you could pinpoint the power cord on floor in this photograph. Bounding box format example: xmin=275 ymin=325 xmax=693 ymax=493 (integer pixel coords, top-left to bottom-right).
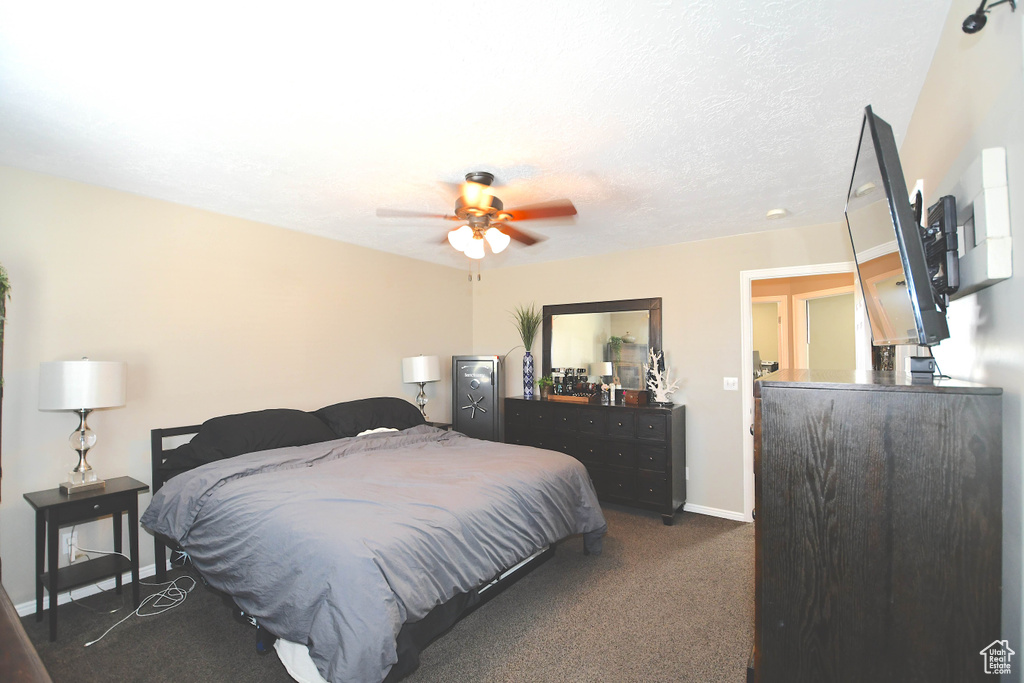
xmin=68 ymin=582 xmax=124 ymax=615
xmin=84 ymin=574 xmax=197 ymax=647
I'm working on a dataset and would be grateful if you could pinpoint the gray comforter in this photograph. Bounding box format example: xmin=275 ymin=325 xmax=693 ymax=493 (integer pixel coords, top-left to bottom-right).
xmin=141 ymin=425 xmax=607 ymax=683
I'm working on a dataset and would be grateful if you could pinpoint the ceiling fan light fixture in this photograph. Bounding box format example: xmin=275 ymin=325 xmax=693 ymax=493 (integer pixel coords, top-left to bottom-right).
xmin=484 ymin=227 xmax=511 ymax=254
xmin=448 ymin=225 xmax=474 ymax=251
xmin=464 ymin=236 xmax=486 ymax=260
xmin=462 ymin=182 xmax=492 ymax=210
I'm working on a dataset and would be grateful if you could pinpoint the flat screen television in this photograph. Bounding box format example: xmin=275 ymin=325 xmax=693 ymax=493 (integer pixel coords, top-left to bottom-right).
xmin=844 ymin=106 xmax=959 ymax=347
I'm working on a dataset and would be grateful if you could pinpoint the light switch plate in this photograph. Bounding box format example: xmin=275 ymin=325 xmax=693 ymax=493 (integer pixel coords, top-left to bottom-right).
xmin=723 ymin=377 xmax=738 ymax=391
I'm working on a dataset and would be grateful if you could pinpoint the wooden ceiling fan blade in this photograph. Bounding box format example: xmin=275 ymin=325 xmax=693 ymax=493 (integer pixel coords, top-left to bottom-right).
xmin=503 ymin=199 xmax=577 ymax=221
xmin=376 ymin=208 xmax=457 ymax=220
xmin=495 ymin=223 xmax=544 ymax=246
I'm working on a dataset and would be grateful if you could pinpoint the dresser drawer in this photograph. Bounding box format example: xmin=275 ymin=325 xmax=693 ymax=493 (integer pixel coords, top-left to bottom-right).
xmin=549 ymin=432 xmax=574 ymax=456
xmin=637 ymin=469 xmax=668 ymax=505
xmin=593 ymin=466 xmax=635 ymax=502
xmin=603 ymin=441 xmax=636 ymax=468
xmin=637 ymin=412 xmax=668 ymax=442
xmin=637 ymin=444 xmax=668 ymax=472
xmin=550 ymin=405 xmax=579 ymax=432
xmin=505 ymin=427 xmax=528 ymax=446
xmin=573 ymin=437 xmax=603 ymax=465
xmin=506 ymin=399 xmax=552 ymax=424
xmin=607 ymin=414 xmax=636 ymax=438
xmin=578 ymin=409 xmax=606 ymax=435
xmin=524 ymin=429 xmax=557 ymax=451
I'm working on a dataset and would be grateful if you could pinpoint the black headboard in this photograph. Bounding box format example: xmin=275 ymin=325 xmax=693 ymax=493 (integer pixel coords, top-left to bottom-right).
xmin=150 ymin=424 xmax=200 ymax=581
xmin=150 ymin=424 xmax=201 ymax=495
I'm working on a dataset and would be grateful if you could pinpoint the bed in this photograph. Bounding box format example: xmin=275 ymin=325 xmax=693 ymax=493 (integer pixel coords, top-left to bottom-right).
xmin=141 ymin=397 xmax=607 ymax=683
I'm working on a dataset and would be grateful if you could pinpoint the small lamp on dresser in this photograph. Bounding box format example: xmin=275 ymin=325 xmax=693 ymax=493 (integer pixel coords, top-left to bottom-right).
xmin=39 ymin=358 xmax=126 ymax=494
xmin=402 ymin=355 xmax=441 ymax=420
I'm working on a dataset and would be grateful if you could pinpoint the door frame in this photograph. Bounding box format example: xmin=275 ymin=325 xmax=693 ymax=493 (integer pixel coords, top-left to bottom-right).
xmin=739 ymin=261 xmax=866 ymax=522
xmin=750 ymin=295 xmax=790 ymax=372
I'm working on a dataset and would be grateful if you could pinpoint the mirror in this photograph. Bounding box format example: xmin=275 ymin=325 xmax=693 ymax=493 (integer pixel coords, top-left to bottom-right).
xmin=542 ymin=298 xmax=662 ymax=390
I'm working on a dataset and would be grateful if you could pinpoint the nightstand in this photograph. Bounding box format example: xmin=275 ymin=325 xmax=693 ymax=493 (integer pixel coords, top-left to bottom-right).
xmin=23 ymin=476 xmax=149 ymax=641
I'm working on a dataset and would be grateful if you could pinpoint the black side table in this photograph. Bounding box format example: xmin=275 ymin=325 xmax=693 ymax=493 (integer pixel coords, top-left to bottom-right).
xmin=23 ymin=476 xmax=149 ymax=641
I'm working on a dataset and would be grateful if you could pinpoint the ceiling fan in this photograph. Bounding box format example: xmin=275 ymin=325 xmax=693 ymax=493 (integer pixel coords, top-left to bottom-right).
xmin=376 ymin=171 xmax=577 ymax=259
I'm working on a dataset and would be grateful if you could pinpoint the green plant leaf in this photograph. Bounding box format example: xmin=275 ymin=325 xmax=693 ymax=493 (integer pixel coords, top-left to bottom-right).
xmin=511 ymin=303 xmax=542 ymax=352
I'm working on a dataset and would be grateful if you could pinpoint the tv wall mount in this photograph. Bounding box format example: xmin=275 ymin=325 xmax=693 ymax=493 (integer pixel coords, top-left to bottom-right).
xmin=963 ymin=0 xmax=1016 ymax=34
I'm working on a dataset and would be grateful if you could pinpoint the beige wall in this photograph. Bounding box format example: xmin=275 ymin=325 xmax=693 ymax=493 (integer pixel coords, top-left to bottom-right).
xmin=472 ymin=221 xmax=854 ymax=516
xmin=903 ymin=0 xmax=1024 ymax=654
xmin=0 ymin=166 xmax=472 ymax=604
xmin=806 ymin=293 xmax=856 ymax=370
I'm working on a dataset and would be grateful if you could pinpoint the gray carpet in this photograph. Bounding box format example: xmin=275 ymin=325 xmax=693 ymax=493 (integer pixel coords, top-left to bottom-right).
xmin=23 ymin=505 xmax=754 ymax=682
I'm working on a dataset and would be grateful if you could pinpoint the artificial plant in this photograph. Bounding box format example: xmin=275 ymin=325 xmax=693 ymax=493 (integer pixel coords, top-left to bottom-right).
xmin=512 ymin=303 xmax=542 ymax=353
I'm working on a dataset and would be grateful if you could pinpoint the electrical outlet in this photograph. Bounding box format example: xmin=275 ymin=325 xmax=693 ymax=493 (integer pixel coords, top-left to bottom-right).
xmin=62 ymin=531 xmax=79 ymax=562
xmin=723 ymin=377 xmax=738 ymax=391
xmin=685 ymin=467 xmax=690 ymax=481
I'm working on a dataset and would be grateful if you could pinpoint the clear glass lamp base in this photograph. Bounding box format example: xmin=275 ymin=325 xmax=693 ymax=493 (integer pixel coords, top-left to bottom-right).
xmin=60 ymin=468 xmax=105 ymax=495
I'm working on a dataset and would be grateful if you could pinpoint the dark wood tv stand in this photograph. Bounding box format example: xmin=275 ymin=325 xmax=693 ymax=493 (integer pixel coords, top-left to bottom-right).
xmin=753 ymin=370 xmax=1002 ymax=682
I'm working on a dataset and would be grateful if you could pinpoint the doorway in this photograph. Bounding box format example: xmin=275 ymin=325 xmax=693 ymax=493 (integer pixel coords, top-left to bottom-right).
xmin=739 ymin=262 xmax=869 ymax=521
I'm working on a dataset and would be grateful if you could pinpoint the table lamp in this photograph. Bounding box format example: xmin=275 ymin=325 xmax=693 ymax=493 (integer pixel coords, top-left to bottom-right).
xmin=402 ymin=355 xmax=441 ymax=419
xmin=590 ymin=362 xmax=614 ymax=382
xmin=39 ymin=358 xmax=126 ymax=494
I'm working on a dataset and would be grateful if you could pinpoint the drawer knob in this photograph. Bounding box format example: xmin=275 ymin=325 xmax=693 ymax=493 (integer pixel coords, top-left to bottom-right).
xmin=588 ymin=420 xmax=594 ymax=424
xmin=648 ymin=424 xmax=654 ymax=429
xmin=617 ymin=422 xmax=622 ymax=427
xmin=93 ymin=504 xmax=100 ymax=510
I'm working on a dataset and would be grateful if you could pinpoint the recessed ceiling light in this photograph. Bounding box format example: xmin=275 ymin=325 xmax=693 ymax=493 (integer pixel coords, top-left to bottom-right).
xmin=765 ymin=208 xmax=788 ymax=220
xmin=853 ymin=181 xmax=877 ymax=198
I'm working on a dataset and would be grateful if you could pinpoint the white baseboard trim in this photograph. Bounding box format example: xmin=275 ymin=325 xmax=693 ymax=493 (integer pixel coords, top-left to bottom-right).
xmin=15 ymin=562 xmax=163 ymax=618
xmin=683 ymin=503 xmax=750 ymax=522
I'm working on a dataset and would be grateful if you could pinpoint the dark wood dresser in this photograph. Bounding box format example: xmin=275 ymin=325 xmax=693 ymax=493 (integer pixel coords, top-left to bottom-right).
xmin=753 ymin=370 xmax=1002 ymax=682
xmin=504 ymin=396 xmax=685 ymax=524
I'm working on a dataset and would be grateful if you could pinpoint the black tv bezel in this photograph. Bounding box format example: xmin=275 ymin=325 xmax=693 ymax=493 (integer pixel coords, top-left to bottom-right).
xmin=845 ymin=106 xmax=950 ymax=347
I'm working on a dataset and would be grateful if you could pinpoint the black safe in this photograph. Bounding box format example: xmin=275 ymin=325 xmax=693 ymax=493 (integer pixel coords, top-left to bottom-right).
xmin=451 ymin=355 xmax=503 ymax=442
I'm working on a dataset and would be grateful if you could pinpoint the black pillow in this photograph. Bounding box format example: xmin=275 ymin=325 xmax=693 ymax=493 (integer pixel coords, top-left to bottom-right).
xmin=159 ymin=408 xmax=336 ymax=477
xmin=314 ymin=397 xmax=425 ymax=438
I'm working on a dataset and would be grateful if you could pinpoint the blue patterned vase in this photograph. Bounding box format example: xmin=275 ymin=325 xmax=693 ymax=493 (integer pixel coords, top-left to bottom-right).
xmin=523 ymin=351 xmax=535 ymax=399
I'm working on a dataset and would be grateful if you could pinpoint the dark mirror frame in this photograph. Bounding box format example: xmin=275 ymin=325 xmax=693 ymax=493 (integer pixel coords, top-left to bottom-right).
xmin=541 ymin=298 xmax=663 ymax=380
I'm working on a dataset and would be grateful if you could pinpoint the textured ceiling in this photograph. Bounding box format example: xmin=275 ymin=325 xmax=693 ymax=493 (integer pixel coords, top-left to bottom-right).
xmin=0 ymin=1 xmax=951 ymax=269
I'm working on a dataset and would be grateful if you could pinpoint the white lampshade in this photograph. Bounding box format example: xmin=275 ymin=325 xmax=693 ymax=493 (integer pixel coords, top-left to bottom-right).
xmin=590 ymin=362 xmax=614 ymax=377
xmin=463 ymin=236 xmax=486 ymax=260
xmin=447 ymin=225 xmax=474 ymax=251
xmin=39 ymin=360 xmax=126 ymax=410
xmin=484 ymin=227 xmax=511 ymax=254
xmin=402 ymin=355 xmax=441 ymax=384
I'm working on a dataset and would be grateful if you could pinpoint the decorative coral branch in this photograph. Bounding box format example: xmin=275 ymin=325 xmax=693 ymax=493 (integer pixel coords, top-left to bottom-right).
xmin=643 ymin=348 xmax=680 ymax=403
